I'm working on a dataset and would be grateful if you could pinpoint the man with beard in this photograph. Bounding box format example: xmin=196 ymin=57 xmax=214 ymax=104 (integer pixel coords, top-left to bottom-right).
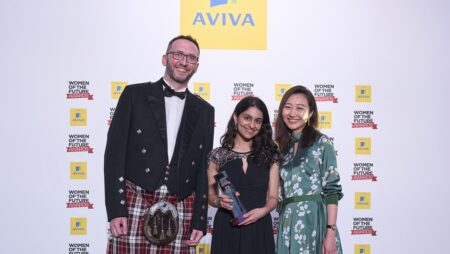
xmin=104 ymin=35 xmax=214 ymax=253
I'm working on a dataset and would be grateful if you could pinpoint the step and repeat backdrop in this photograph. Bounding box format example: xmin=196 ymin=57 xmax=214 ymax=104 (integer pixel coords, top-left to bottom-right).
xmin=2 ymin=0 xmax=450 ymax=253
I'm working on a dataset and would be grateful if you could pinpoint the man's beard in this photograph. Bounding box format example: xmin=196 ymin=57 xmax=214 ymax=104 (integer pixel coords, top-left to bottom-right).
xmin=166 ymin=64 xmax=195 ymax=84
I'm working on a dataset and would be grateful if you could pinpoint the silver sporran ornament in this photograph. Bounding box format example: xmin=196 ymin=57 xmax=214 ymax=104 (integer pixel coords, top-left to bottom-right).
xmin=144 ymin=200 xmax=179 ymax=245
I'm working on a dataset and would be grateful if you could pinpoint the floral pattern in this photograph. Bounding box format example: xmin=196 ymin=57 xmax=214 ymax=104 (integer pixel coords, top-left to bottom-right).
xmin=277 ymin=134 xmax=343 ymax=254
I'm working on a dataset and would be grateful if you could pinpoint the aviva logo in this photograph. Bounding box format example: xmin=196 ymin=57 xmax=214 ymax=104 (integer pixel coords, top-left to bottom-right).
xmin=355 ymin=85 xmax=372 ymax=103
xmin=318 ymin=112 xmax=332 ymax=129
xmin=196 ymin=243 xmax=210 ymax=254
xmin=354 ymin=244 xmax=371 ymax=254
xmin=70 ymin=162 xmax=87 ymax=180
xmin=355 ymin=137 xmax=372 ymax=155
xmin=111 ymin=81 xmax=128 ymax=100
xmin=194 ymin=82 xmax=211 ymax=101
xmin=181 ymin=0 xmax=267 ymax=50
xmin=70 ymin=108 xmax=87 ymax=126
xmin=210 ymin=0 xmax=237 ymax=7
xmin=275 ymin=84 xmax=292 ymax=101
xmin=70 ymin=217 xmax=87 ymax=235
xmin=355 ymin=192 xmax=371 ymax=209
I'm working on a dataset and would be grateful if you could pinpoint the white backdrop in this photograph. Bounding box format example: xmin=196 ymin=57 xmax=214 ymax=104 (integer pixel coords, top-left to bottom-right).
xmin=1 ymin=0 xmax=450 ymax=253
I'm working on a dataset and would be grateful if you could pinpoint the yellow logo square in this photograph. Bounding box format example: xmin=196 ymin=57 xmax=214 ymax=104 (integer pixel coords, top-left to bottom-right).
xmin=318 ymin=112 xmax=332 ymax=129
xmin=70 ymin=108 xmax=87 ymax=126
xmin=70 ymin=217 xmax=87 ymax=235
xmin=275 ymin=84 xmax=292 ymax=102
xmin=181 ymin=0 xmax=267 ymax=50
xmin=354 ymin=244 xmax=371 ymax=254
xmin=194 ymin=82 xmax=211 ymax=101
xmin=355 ymin=85 xmax=372 ymax=103
xmin=70 ymin=162 xmax=87 ymax=180
xmin=355 ymin=192 xmax=371 ymax=209
xmin=196 ymin=243 xmax=210 ymax=254
xmin=111 ymin=81 xmax=128 ymax=100
xmin=355 ymin=137 xmax=371 ymax=155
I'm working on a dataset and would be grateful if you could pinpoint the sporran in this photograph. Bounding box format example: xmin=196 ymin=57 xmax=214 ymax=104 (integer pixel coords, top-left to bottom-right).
xmin=143 ymin=200 xmax=179 ymax=245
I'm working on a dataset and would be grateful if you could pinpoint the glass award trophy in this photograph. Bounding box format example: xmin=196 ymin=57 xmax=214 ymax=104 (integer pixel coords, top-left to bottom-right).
xmin=214 ymin=171 xmax=247 ymax=225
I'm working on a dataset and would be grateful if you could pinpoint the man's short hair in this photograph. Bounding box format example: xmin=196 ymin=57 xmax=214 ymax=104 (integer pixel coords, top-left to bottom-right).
xmin=166 ymin=35 xmax=200 ymax=55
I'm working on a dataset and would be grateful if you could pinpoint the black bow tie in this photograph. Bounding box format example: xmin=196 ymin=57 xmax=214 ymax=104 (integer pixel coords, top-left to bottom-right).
xmin=162 ymin=83 xmax=186 ymax=99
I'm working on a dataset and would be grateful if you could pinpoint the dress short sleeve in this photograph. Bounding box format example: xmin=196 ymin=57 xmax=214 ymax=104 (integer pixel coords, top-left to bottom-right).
xmin=207 ymin=147 xmax=222 ymax=165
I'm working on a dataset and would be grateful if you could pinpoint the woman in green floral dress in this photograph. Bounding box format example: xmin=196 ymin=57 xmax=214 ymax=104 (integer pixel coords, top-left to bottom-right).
xmin=274 ymin=86 xmax=343 ymax=254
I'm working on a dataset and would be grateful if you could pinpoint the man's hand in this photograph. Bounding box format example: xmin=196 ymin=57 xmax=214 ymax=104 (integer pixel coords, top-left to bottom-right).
xmin=184 ymin=229 xmax=204 ymax=246
xmin=109 ymin=217 xmax=128 ymax=237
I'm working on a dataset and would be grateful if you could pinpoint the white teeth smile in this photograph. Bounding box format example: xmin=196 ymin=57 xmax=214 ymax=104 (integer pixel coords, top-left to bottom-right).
xmin=243 ymin=128 xmax=254 ymax=133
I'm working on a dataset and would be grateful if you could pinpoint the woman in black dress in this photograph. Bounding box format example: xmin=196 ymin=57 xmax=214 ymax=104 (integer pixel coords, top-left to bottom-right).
xmin=207 ymin=96 xmax=279 ymax=254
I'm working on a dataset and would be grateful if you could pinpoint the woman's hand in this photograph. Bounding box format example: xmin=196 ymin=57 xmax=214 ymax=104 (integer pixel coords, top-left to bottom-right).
xmin=238 ymin=207 xmax=268 ymax=226
xmin=237 ymin=162 xmax=279 ymax=226
xmin=218 ymin=192 xmax=240 ymax=210
xmin=322 ymin=231 xmax=337 ymax=254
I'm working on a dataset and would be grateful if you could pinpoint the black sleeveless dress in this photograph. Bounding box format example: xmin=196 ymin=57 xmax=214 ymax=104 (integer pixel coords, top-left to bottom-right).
xmin=208 ymin=147 xmax=275 ymax=254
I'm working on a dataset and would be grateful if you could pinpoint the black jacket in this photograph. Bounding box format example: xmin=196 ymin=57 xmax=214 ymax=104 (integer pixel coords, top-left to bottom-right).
xmin=104 ymin=78 xmax=214 ymax=234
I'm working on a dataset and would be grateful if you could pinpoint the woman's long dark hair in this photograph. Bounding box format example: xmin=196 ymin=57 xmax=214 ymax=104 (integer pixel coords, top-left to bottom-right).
xmin=220 ymin=96 xmax=279 ymax=168
xmin=274 ymin=85 xmax=320 ymax=154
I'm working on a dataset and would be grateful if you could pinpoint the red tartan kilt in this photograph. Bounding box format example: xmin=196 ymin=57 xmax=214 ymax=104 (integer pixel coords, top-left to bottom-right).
xmin=107 ymin=180 xmax=195 ymax=254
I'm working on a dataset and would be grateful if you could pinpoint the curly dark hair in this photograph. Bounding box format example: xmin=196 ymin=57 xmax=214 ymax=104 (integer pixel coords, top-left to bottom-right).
xmin=274 ymin=85 xmax=320 ymax=154
xmin=220 ymin=96 xmax=279 ymax=168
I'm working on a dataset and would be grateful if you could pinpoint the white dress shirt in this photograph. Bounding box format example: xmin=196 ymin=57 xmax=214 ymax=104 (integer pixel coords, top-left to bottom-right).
xmin=163 ymin=79 xmax=186 ymax=163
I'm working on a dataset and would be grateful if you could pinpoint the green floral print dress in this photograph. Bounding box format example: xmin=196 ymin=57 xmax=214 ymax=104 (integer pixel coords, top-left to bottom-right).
xmin=277 ymin=133 xmax=343 ymax=254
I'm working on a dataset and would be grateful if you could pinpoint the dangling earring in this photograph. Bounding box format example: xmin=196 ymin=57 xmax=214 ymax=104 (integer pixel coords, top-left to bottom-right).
xmin=233 ymin=122 xmax=237 ymax=130
xmin=307 ymin=111 xmax=313 ymax=127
